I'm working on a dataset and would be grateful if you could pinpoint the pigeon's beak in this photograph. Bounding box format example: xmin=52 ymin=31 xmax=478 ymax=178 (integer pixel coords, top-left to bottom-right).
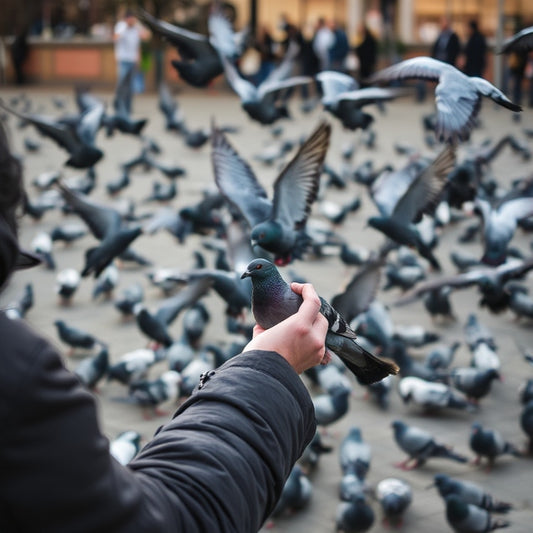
xmin=250 ymin=239 xmax=258 ymax=248
xmin=240 ymin=270 xmax=251 ymax=279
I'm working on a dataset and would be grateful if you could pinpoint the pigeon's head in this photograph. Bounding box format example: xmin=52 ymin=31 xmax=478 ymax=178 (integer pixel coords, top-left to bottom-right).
xmin=471 ymin=421 xmax=483 ymax=434
xmin=250 ymin=221 xmax=282 ymax=251
xmin=431 ymin=474 xmax=451 ymax=494
xmin=240 ymin=258 xmax=277 ymax=280
xmin=391 ymin=420 xmax=406 ymax=434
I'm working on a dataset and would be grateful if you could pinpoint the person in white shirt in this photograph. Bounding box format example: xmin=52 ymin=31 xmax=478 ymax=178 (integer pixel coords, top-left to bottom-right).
xmin=313 ymin=18 xmax=334 ymax=71
xmin=113 ymin=10 xmax=149 ymax=113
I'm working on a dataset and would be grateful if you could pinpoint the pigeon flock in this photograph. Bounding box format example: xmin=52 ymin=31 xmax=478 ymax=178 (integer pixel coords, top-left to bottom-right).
xmin=2 ymin=9 xmax=533 ymax=532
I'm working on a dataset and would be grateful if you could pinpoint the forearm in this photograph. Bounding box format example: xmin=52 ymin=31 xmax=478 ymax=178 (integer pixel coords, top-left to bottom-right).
xmin=130 ymin=350 xmax=316 ymax=532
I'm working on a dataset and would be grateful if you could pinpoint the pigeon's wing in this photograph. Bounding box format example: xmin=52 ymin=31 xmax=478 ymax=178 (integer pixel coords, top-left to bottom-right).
xmin=257 ymin=76 xmax=313 ymax=102
xmin=137 ymin=9 xmax=211 ymax=60
xmin=394 ymin=268 xmax=489 ymax=306
xmin=0 ymin=100 xmax=79 ymax=153
xmin=497 ymin=196 xmax=533 ymax=225
xmin=262 ymin=39 xmax=300 ymax=85
xmin=57 ymin=181 xmax=122 ymax=240
xmin=400 ymin=426 xmax=433 ymax=454
xmin=337 ymin=87 xmax=402 ymax=107
xmin=154 ymin=277 xmax=212 ymax=326
xmin=211 ymin=127 xmax=272 ymax=227
xmin=75 ymin=86 xmax=104 ymax=114
xmin=77 ymin=102 xmax=104 ymax=146
xmin=208 ymin=10 xmax=239 ymax=59
xmin=499 ymin=26 xmax=533 ymax=53
xmin=219 ymin=53 xmax=258 ymax=102
xmin=271 ymin=121 xmax=331 ymax=230
xmin=225 ymin=219 xmax=256 ymax=274
xmin=370 ymin=56 xmax=444 ymax=84
xmin=469 ymin=77 xmax=522 ymax=111
xmin=316 ymin=70 xmax=359 ymax=106
xmin=391 ymin=145 xmax=456 ymax=223
xmin=331 ymin=259 xmax=383 ymax=323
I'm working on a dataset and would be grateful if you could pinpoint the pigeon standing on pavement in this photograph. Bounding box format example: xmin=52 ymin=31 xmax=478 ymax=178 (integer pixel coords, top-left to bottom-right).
xmin=375 ymin=478 xmax=412 ymax=527
xmin=520 ymin=400 xmax=533 ymax=454
xmin=53 ymin=319 xmax=101 ymax=355
xmin=469 ymin=422 xmax=522 ymax=469
xmin=74 ymin=346 xmax=109 ymax=390
xmin=444 ymin=494 xmax=510 ymax=532
xmin=449 ymin=367 xmax=501 ymax=403
xmin=335 ymin=493 xmax=375 ymax=533
xmin=241 ymin=258 xmax=399 ymax=384
xmin=431 ymin=474 xmax=513 ymax=513
xmin=391 ymin=420 xmax=469 ymax=470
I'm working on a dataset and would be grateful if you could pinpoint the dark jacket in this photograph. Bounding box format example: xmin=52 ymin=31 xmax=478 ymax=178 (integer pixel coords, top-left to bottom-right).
xmin=0 ymin=312 xmax=316 ymax=532
xmin=431 ymin=30 xmax=460 ymax=66
xmin=463 ymin=30 xmax=487 ymax=77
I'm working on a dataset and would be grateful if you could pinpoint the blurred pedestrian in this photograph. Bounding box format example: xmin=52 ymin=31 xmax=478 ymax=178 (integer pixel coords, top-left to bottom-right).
xmin=253 ymin=24 xmax=277 ymax=85
xmin=355 ymin=24 xmax=378 ymax=84
xmin=329 ymin=21 xmax=349 ymax=72
xmin=113 ymin=9 xmax=150 ymax=113
xmin=313 ymin=17 xmax=334 ymax=71
xmin=431 ymin=16 xmax=460 ymax=66
xmin=463 ymin=20 xmax=487 ymax=77
xmin=10 ymin=27 xmax=29 ymax=85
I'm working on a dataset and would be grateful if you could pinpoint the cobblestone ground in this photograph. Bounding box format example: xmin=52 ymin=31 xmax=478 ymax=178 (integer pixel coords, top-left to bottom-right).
xmin=2 ymin=85 xmax=533 ymax=532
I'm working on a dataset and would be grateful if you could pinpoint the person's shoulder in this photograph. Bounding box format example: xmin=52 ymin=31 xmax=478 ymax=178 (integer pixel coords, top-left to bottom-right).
xmin=115 ymin=20 xmax=127 ymax=32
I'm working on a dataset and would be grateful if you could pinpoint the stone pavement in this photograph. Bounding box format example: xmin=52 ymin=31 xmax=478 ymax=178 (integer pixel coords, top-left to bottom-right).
xmin=2 ymin=86 xmax=533 ymax=532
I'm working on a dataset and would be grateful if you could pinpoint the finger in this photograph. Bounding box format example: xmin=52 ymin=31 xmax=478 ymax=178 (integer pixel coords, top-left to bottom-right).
xmin=294 ymin=283 xmax=322 ymax=323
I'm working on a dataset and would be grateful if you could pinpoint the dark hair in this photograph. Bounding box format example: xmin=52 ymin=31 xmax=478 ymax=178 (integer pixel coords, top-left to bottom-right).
xmin=469 ymin=20 xmax=478 ymax=32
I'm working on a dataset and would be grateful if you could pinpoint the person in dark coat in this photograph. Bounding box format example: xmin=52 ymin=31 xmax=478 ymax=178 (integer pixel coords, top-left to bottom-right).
xmin=10 ymin=27 xmax=29 ymax=85
xmin=355 ymin=24 xmax=378 ymax=84
xmin=431 ymin=16 xmax=461 ymax=66
xmin=463 ymin=20 xmax=487 ymax=77
xmin=0 ymin=122 xmax=328 ymax=532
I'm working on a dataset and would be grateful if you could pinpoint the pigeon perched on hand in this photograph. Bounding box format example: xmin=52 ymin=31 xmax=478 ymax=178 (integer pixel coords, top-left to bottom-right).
xmin=241 ymin=258 xmax=399 ymax=384
xmin=213 ymin=121 xmax=330 ymax=265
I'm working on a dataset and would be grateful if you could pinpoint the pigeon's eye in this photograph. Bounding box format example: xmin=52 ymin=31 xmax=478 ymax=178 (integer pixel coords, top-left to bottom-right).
xmin=259 ymin=233 xmax=265 ymax=239
xmin=256 ymin=264 xmax=262 ymax=270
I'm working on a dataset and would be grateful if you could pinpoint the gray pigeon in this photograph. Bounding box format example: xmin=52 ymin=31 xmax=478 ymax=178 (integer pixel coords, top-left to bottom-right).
xmin=431 ymin=474 xmax=513 ymax=513
xmin=375 ymin=477 xmax=412 ymax=527
xmin=335 ymin=493 xmax=375 ymax=533
xmin=241 ymin=258 xmax=399 ymax=384
xmin=312 ymin=386 xmax=351 ymax=427
xmin=212 ymin=121 xmax=330 ymax=265
xmin=110 ymin=430 xmax=142 ymax=465
xmin=392 ymin=420 xmax=469 ymax=469
xmin=370 ymin=56 xmax=521 ymax=143
xmin=499 ymin=26 xmax=533 ymax=53
xmin=469 ymin=422 xmax=522 ymax=469
xmin=445 ymin=494 xmax=510 ymax=532
xmin=74 ymin=346 xmax=109 ymax=390
xmin=368 ymin=146 xmax=456 ymax=271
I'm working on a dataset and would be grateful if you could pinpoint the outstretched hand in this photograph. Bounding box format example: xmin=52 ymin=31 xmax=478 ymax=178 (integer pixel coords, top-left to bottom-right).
xmin=243 ymin=282 xmax=329 ymax=374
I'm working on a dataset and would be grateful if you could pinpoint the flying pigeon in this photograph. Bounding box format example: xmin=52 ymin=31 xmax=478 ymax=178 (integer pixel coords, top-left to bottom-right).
xmin=369 ymin=57 xmax=521 ymax=143
xmin=213 ymin=121 xmax=331 ymax=265
xmin=241 ymin=258 xmax=399 ymax=384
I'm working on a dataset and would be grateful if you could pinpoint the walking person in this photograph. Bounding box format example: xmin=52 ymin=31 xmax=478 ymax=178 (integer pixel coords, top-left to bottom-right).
xmin=113 ymin=9 xmax=150 ymax=114
xmin=463 ymin=20 xmax=487 ymax=78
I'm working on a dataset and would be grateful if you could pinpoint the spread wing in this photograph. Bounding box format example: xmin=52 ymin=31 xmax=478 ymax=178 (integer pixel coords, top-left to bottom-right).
xmin=211 ymin=127 xmax=272 ymax=227
xmin=271 ymin=121 xmax=331 ymax=230
xmin=391 ymin=145 xmax=456 ymax=223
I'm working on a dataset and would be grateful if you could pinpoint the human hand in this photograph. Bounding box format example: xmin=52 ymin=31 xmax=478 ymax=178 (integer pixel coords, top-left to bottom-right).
xmin=243 ymin=282 xmax=329 ymax=374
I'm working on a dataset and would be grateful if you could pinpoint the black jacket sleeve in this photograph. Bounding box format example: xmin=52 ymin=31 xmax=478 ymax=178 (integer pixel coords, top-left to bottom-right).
xmin=0 ymin=314 xmax=316 ymax=533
